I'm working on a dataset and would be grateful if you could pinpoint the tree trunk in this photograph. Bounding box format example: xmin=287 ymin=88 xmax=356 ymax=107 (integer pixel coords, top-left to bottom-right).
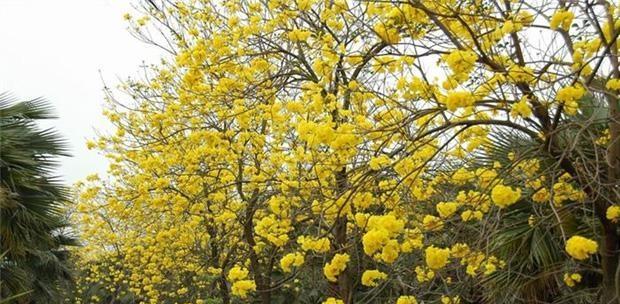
xmin=243 ymin=197 xmax=271 ymax=304
xmin=604 ymin=3 xmax=620 ymax=302
xmin=603 ymin=98 xmax=620 ymax=303
xmin=332 ymin=167 xmax=352 ymax=303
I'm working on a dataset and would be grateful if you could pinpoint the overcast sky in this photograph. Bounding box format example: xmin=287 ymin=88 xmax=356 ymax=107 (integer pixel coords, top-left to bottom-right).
xmin=0 ymin=0 xmax=162 ymax=183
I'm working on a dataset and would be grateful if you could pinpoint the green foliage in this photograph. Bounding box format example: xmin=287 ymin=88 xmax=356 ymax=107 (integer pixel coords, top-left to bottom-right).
xmin=0 ymin=93 xmax=77 ymax=303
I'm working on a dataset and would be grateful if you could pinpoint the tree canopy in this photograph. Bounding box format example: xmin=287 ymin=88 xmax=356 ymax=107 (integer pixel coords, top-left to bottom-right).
xmin=72 ymin=0 xmax=620 ymax=303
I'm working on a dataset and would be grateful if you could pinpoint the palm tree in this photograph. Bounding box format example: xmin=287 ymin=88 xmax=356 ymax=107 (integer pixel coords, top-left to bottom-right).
xmin=472 ymin=96 xmax=608 ymax=303
xmin=0 ymin=93 xmax=77 ymax=303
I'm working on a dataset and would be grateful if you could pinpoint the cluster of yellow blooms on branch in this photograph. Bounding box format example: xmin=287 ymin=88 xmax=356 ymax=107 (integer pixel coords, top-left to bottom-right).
xmin=72 ymin=0 xmax=620 ymax=303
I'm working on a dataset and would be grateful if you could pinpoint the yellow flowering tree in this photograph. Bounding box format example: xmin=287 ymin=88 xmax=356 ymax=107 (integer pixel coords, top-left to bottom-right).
xmin=73 ymin=0 xmax=620 ymax=303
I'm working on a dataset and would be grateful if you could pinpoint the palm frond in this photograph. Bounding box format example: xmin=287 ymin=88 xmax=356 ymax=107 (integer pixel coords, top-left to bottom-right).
xmin=0 ymin=93 xmax=76 ymax=303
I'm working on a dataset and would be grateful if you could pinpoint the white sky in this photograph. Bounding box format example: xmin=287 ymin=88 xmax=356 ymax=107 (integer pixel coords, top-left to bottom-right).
xmin=0 ymin=0 xmax=162 ymax=183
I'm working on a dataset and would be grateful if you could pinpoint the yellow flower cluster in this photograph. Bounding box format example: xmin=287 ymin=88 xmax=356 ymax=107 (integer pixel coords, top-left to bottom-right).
xmin=369 ymin=155 xmax=391 ymax=170
xmin=401 ymin=228 xmax=424 ymax=252
xmin=296 ymin=0 xmax=314 ymax=11
xmin=323 ymin=253 xmax=350 ymax=282
xmin=423 ymin=215 xmax=444 ymax=231
xmin=322 ymin=298 xmax=344 ymax=304
xmin=443 ymin=50 xmax=478 ymax=74
xmin=507 ymin=65 xmax=536 ymax=84
xmin=425 ymin=246 xmax=451 ymax=270
xmin=415 ymin=266 xmax=435 ymax=283
xmin=280 ymin=252 xmax=305 ymax=273
xmin=436 ymin=202 xmax=459 ymax=218
xmin=565 ymin=235 xmax=598 ymax=260
xmin=444 ymin=91 xmax=476 ymax=111
xmin=288 ymin=29 xmax=312 ymax=42
xmin=297 ymin=236 xmax=331 ymax=253
xmin=374 ymin=23 xmax=400 ymax=44
xmin=491 ymin=185 xmax=521 ymax=208
xmin=396 ymin=296 xmax=418 ymax=304
xmin=510 ymin=97 xmax=532 ymax=119
xmin=551 ymin=180 xmax=586 ymax=205
xmin=606 ymin=79 xmax=620 ymax=91
xmin=361 ymin=214 xmax=405 ymax=263
xmin=255 ymin=214 xmax=291 ymax=247
xmin=550 ymin=9 xmax=574 ymax=31
xmin=452 ymin=168 xmax=475 ymax=185
xmin=227 ymin=266 xmax=256 ymax=298
xmin=361 ymin=269 xmax=388 ymax=287
xmin=607 ymin=205 xmax=620 ymax=223
xmin=556 ymin=85 xmax=585 ymax=115
xmin=231 ymin=280 xmax=257 ymax=298
xmin=441 ymin=295 xmax=461 ymax=304
xmin=453 ymin=190 xmax=490 ymax=223
xmin=227 ymin=266 xmax=249 ymax=282
xmin=563 ymin=272 xmax=582 ymax=287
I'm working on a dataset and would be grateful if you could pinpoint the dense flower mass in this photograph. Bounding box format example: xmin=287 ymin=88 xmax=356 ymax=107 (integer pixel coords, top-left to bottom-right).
xmin=443 ymin=50 xmax=478 ymax=74
xmin=550 ymin=9 xmax=574 ymax=31
xmin=556 ymin=85 xmax=585 ymax=115
xmin=563 ymin=273 xmax=582 ymax=287
xmin=227 ymin=266 xmax=256 ymax=298
xmin=510 ymin=97 xmax=532 ymax=118
xmin=298 ymin=236 xmax=331 ymax=253
xmin=324 ymin=254 xmax=350 ymax=282
xmin=491 ymin=185 xmax=521 ymax=208
xmin=323 ymin=298 xmax=345 ymax=304
xmin=607 ymin=206 xmax=620 ymax=223
xmin=565 ymin=236 xmax=598 ymax=260
xmin=68 ymin=0 xmax=620 ymax=303
xmin=361 ymin=270 xmax=387 ymax=287
xmin=445 ymin=91 xmax=476 ymax=111
xmin=231 ymin=280 xmax=256 ymax=298
xmin=280 ymin=252 xmax=305 ymax=273
xmin=396 ymin=296 xmax=418 ymax=304
xmin=607 ymin=79 xmax=620 ymax=91
xmin=425 ymin=246 xmax=451 ymax=270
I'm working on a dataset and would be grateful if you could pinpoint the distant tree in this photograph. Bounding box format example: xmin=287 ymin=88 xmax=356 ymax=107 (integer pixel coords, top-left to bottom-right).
xmin=0 ymin=93 xmax=77 ymax=303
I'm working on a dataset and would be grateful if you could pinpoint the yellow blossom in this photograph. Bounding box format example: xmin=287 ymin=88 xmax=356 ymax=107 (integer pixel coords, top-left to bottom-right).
xmin=444 ymin=91 xmax=475 ymax=111
xmin=491 ymin=184 xmax=521 ymax=208
xmin=606 ymin=79 xmax=620 ymax=91
xmin=374 ymin=23 xmax=400 ymax=44
xmin=422 ymin=215 xmax=444 ymax=231
xmin=288 ymin=29 xmax=312 ymax=42
xmin=510 ymin=97 xmax=532 ymax=118
xmin=415 ymin=266 xmax=435 ymax=282
xmin=565 ymin=235 xmax=598 ymax=260
xmin=550 ymin=9 xmax=574 ymax=31
xmin=297 ymin=0 xmax=314 ymax=11
xmin=362 ymin=229 xmax=390 ymax=255
xmin=227 ymin=266 xmax=249 ymax=282
xmin=556 ymin=85 xmax=585 ymax=115
xmin=563 ymin=273 xmax=582 ymax=287
xmin=607 ymin=205 xmax=620 ymax=223
xmin=280 ymin=252 xmax=305 ymax=273
xmin=323 ymin=253 xmax=350 ymax=282
xmin=443 ymin=50 xmax=478 ymax=74
xmin=298 ymin=236 xmax=331 ymax=253
xmin=231 ymin=280 xmax=256 ymax=298
xmin=436 ymin=202 xmax=459 ymax=218
xmin=322 ymin=298 xmax=344 ymax=304
xmin=369 ymin=155 xmax=391 ymax=170
xmin=425 ymin=246 xmax=450 ymax=270
xmin=396 ymin=296 xmax=418 ymax=304
xmin=361 ymin=269 xmax=387 ymax=287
